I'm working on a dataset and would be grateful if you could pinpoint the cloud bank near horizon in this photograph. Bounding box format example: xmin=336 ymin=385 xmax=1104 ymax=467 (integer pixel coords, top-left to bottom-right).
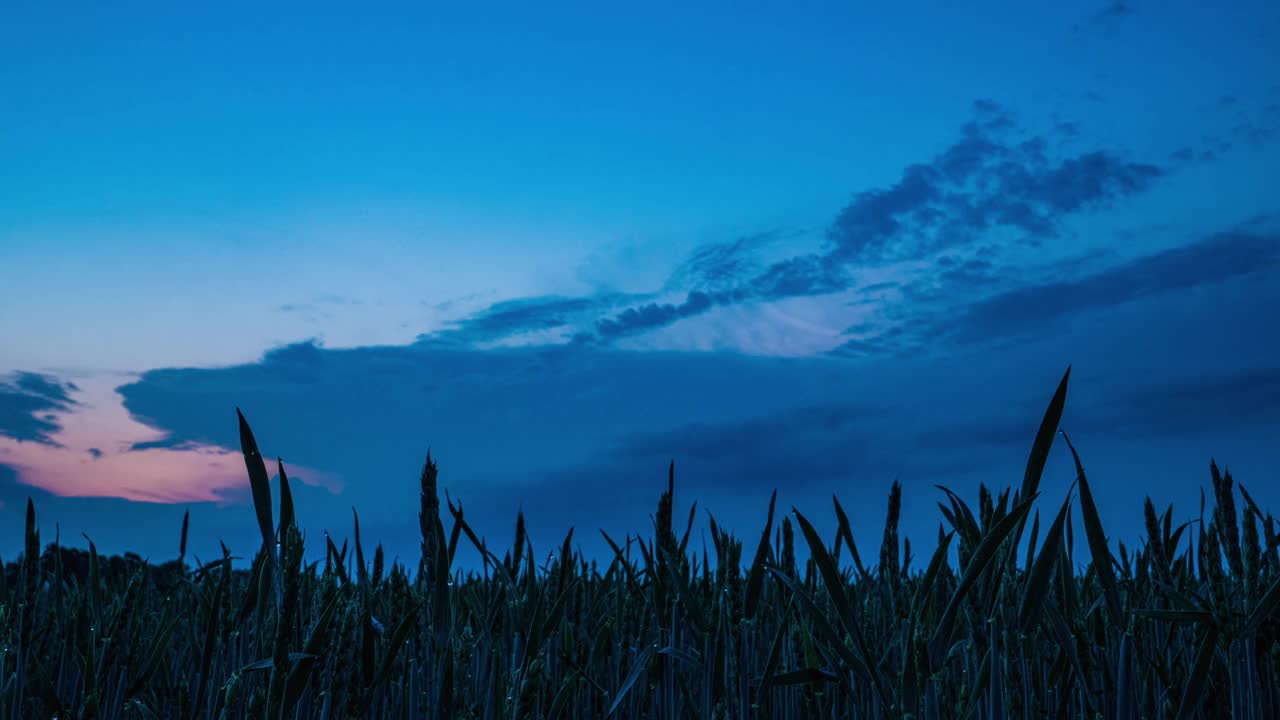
xmin=2 ymin=93 xmax=1278 ymax=568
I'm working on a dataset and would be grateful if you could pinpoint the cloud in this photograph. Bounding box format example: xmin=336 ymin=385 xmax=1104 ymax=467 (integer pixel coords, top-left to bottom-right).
xmin=13 ymin=263 xmax=1280 ymax=570
xmin=600 ymin=101 xmax=1165 ymax=344
xmin=1091 ymin=1 xmax=1136 ymax=25
xmin=591 ymin=253 xmax=849 ymax=341
xmin=1090 ymin=365 xmax=1280 ymax=437
xmin=1231 ymin=122 xmax=1279 ymax=148
xmin=662 ymin=231 xmax=784 ymax=292
xmin=430 ymin=295 xmax=621 ymax=345
xmin=14 ymin=373 xmax=79 ymax=404
xmin=917 ymin=363 xmax=1280 ymax=457
xmin=594 ymin=291 xmax=717 ymax=340
xmin=0 ymin=372 xmax=78 ymax=445
xmin=829 ymin=222 xmax=1277 ymax=360
xmin=826 ymin=103 xmax=1162 ymax=265
xmin=0 ymin=460 xmax=340 ymax=566
xmin=407 ymin=100 xmax=1165 ymax=352
xmin=612 ymin=403 xmax=887 ymax=463
xmin=944 ymin=228 xmax=1279 ymax=343
xmin=747 ymin=254 xmax=850 ymax=300
xmin=1074 ymin=1 xmax=1136 ymax=33
xmin=111 ymin=338 xmax=1069 ymax=555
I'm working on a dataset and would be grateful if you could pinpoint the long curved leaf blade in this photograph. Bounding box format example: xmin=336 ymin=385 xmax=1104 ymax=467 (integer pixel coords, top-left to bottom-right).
xmin=236 ymin=408 xmax=274 ymax=551
xmin=1019 ymin=491 xmax=1073 ymax=632
xmin=929 ymin=491 xmax=1038 ymax=664
xmin=1242 ymin=574 xmax=1280 ymax=636
xmin=1016 ymin=366 xmax=1070 ymax=548
xmin=790 ymin=508 xmax=890 ymax=709
xmin=373 ymin=600 xmax=423 ymax=689
xmin=912 ymin=529 xmax=955 ymax=622
xmin=283 ymin=591 xmax=343 ymax=714
xmin=744 ymin=489 xmax=777 ymax=620
xmin=607 ymin=643 xmax=655 ymax=717
xmin=1174 ymin=624 xmax=1220 ymax=720
xmin=1061 ymin=431 xmax=1122 ymax=627
xmin=765 ymin=564 xmax=871 ymax=684
xmin=278 ymin=458 xmax=295 ymax=536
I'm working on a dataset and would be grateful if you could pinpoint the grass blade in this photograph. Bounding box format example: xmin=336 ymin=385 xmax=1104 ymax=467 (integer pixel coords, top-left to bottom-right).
xmin=744 ymin=489 xmax=777 ymax=620
xmin=1173 ymin=624 xmax=1220 ymax=720
xmin=1015 ymin=366 xmax=1070 ymax=549
xmin=607 ymin=643 xmax=655 ymax=717
xmin=929 ymin=491 xmax=1038 ymax=665
xmin=1061 ymin=431 xmax=1123 ymax=628
xmin=1018 ymin=490 xmax=1073 ymax=632
xmin=236 ymin=408 xmax=275 ymax=552
xmin=277 ymin=458 xmax=295 ymax=536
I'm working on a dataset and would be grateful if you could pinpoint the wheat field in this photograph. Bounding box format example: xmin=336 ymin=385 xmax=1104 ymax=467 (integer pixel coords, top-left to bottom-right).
xmin=2 ymin=367 xmax=1278 ymax=719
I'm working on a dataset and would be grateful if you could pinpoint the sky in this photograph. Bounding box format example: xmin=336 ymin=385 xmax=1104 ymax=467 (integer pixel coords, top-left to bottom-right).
xmin=2 ymin=1 xmax=1279 ymax=572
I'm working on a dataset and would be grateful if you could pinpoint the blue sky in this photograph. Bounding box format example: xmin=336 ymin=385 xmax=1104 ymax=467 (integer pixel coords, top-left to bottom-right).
xmin=1 ymin=1 xmax=1278 ymax=569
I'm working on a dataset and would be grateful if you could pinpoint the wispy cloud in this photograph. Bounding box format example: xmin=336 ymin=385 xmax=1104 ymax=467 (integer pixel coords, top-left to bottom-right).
xmin=661 ymin=231 xmax=785 ymax=293
xmin=508 ymin=99 xmax=1167 ymax=348
xmin=422 ymin=293 xmax=644 ymax=347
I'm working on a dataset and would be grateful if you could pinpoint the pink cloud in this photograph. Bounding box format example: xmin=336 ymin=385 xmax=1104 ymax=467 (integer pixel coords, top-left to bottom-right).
xmin=0 ymin=373 xmax=341 ymax=504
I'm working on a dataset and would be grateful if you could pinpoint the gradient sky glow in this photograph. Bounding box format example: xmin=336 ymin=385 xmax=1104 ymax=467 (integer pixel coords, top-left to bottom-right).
xmin=2 ymin=1 xmax=1279 ymax=569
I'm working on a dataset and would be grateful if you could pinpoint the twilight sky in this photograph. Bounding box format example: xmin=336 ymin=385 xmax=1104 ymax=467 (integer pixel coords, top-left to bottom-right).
xmin=2 ymin=1 xmax=1279 ymax=570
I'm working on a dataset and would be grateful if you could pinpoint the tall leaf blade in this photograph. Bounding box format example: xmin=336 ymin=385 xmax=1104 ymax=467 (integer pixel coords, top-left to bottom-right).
xmin=1174 ymin=624 xmax=1220 ymax=720
xmin=237 ymin=408 xmax=275 ymax=551
xmin=1061 ymin=431 xmax=1122 ymax=627
xmin=744 ymin=489 xmax=777 ymax=620
xmin=929 ymin=491 xmax=1038 ymax=665
xmin=1018 ymin=490 xmax=1073 ymax=632
xmin=277 ymin=458 xmax=295 ymax=536
xmin=1015 ymin=366 xmax=1070 ymax=549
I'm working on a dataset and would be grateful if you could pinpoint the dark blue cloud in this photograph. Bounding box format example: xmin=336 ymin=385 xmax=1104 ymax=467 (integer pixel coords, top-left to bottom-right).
xmin=945 ymin=229 xmax=1279 ymax=343
xmin=413 ymin=100 xmax=1167 ymax=349
xmin=1074 ymin=1 xmax=1136 ymax=33
xmin=746 ymin=254 xmax=849 ymax=300
xmin=931 ymin=256 xmax=1000 ymax=291
xmin=0 ymin=372 xmax=78 ymax=444
xmin=827 ymin=103 xmax=1163 ymax=264
xmin=0 ymin=463 xmax=39 ymax=508
xmin=1089 ymin=365 xmax=1280 ymax=437
xmin=1091 ymin=1 xmax=1136 ymax=24
xmin=1231 ymin=122 xmax=1279 ymax=148
xmin=594 ymin=291 xmax=716 ymax=340
xmin=427 ymin=294 xmax=632 ymax=345
xmin=14 ymin=372 xmax=79 ymax=404
xmin=830 ymin=222 xmax=1280 ymax=362
xmin=611 ymin=403 xmax=888 ymax=463
xmin=109 ymin=339 xmax=1092 ymax=563
xmin=14 ymin=279 xmax=1278 ymax=572
xmin=591 ymin=253 xmax=850 ymax=340
xmin=585 ymin=99 xmax=1165 ymax=341
xmin=662 ymin=231 xmax=783 ymax=292
xmin=916 ymin=364 xmax=1280 ymax=455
